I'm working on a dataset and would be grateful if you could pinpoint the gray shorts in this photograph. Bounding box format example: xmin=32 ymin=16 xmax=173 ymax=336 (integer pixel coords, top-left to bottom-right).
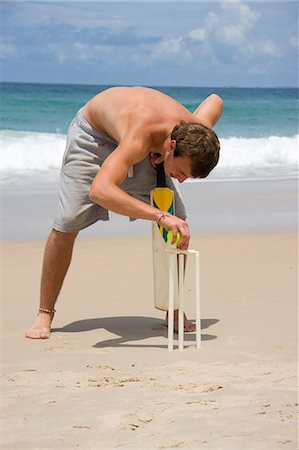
xmin=53 ymin=109 xmax=187 ymax=233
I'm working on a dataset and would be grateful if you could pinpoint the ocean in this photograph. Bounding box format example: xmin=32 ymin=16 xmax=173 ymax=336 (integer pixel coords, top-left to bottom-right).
xmin=1 ymin=82 xmax=298 ymax=189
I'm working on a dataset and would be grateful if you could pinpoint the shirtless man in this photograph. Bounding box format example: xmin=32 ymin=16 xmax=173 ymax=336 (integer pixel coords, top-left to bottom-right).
xmin=26 ymin=86 xmax=223 ymax=339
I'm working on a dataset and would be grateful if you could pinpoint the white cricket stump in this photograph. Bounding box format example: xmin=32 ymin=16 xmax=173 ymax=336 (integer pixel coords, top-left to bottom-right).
xmin=166 ymin=248 xmax=201 ymax=351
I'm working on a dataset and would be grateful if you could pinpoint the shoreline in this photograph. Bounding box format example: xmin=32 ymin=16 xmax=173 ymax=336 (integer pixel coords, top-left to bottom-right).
xmin=1 ymin=177 xmax=298 ymax=242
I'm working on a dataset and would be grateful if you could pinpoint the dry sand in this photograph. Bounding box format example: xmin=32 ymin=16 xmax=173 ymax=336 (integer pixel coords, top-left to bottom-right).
xmin=1 ymin=231 xmax=298 ymax=449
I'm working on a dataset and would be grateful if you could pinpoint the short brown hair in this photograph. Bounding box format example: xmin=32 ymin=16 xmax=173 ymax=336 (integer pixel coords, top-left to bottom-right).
xmin=171 ymin=121 xmax=220 ymax=178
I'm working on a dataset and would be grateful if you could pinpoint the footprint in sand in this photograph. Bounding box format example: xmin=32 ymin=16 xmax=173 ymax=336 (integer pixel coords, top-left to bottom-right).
xmin=201 ymin=385 xmax=224 ymax=393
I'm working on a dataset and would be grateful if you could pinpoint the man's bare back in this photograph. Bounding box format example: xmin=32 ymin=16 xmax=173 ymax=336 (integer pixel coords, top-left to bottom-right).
xmin=84 ymin=86 xmax=194 ymax=147
xmin=84 ymin=87 xmax=221 ymax=176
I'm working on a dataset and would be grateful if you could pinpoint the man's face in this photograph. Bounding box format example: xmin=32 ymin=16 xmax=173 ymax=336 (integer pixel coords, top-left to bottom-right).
xmin=164 ymin=153 xmax=193 ymax=183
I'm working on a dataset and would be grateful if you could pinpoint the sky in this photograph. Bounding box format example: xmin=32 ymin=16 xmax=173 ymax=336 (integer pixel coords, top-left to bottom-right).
xmin=1 ymin=1 xmax=298 ymax=87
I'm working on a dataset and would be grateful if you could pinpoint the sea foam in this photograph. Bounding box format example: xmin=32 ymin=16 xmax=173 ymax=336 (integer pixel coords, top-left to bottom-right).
xmin=1 ymin=130 xmax=298 ymax=184
xmin=1 ymin=130 xmax=66 ymax=171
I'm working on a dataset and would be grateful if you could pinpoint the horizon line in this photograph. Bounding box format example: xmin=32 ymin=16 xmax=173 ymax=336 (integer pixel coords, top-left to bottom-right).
xmin=1 ymin=80 xmax=298 ymax=90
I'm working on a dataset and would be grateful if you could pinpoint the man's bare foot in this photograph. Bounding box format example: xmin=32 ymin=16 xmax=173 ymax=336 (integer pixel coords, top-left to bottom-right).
xmin=25 ymin=313 xmax=53 ymax=339
xmin=165 ymin=310 xmax=196 ymax=333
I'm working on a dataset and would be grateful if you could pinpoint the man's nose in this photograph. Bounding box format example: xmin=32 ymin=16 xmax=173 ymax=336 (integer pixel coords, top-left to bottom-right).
xmin=178 ymin=175 xmax=187 ymax=183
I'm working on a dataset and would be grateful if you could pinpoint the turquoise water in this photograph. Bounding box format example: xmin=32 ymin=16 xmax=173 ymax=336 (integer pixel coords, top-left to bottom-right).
xmin=1 ymin=82 xmax=298 ymax=184
xmin=1 ymin=82 xmax=298 ymax=138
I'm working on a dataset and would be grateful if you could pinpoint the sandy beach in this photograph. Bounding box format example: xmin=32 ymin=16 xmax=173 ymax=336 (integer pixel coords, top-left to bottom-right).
xmin=1 ymin=227 xmax=298 ymax=449
xmin=1 ymin=7 xmax=298 ymax=446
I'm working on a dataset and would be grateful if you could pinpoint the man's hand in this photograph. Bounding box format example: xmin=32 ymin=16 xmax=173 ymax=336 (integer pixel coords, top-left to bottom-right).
xmin=159 ymin=214 xmax=190 ymax=250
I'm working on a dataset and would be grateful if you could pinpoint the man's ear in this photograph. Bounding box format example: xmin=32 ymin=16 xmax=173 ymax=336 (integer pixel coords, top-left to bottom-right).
xmin=169 ymin=139 xmax=176 ymax=153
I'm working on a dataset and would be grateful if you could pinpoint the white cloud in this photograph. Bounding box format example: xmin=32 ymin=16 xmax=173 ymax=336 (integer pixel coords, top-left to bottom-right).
xmin=215 ymin=2 xmax=260 ymax=48
xmin=139 ymin=37 xmax=185 ymax=64
xmin=131 ymin=1 xmax=282 ymax=70
xmin=188 ymin=28 xmax=208 ymax=42
xmin=205 ymin=12 xmax=220 ymax=28
xmin=132 ymin=35 xmax=195 ymax=69
xmin=155 ymin=37 xmax=183 ymax=55
xmin=220 ymin=1 xmax=260 ymax=27
xmin=218 ymin=24 xmax=248 ymax=44
xmin=258 ymin=39 xmax=281 ymax=58
xmin=195 ymin=1 xmax=285 ymax=64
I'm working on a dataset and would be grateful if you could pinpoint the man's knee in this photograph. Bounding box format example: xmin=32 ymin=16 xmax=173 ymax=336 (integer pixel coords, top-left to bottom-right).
xmin=50 ymin=228 xmax=79 ymax=244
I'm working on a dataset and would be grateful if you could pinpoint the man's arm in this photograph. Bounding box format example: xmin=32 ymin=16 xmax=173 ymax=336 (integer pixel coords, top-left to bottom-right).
xmin=193 ymin=93 xmax=223 ymax=128
xmin=89 ymin=137 xmax=190 ymax=249
xmin=90 ymin=140 xmax=156 ymax=219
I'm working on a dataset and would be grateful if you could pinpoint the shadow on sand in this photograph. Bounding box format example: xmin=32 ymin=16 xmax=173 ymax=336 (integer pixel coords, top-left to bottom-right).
xmin=52 ymin=317 xmax=219 ymax=349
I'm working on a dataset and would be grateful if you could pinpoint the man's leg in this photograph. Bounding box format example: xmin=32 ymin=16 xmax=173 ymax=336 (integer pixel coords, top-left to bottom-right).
xmin=26 ymin=229 xmax=78 ymax=339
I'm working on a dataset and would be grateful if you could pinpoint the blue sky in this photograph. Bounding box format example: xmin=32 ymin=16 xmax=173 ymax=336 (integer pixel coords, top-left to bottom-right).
xmin=1 ymin=1 xmax=298 ymax=87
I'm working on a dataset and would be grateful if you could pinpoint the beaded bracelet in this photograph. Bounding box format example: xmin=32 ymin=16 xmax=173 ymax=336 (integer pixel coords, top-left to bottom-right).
xmin=38 ymin=307 xmax=56 ymax=316
xmin=156 ymin=212 xmax=167 ymax=225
